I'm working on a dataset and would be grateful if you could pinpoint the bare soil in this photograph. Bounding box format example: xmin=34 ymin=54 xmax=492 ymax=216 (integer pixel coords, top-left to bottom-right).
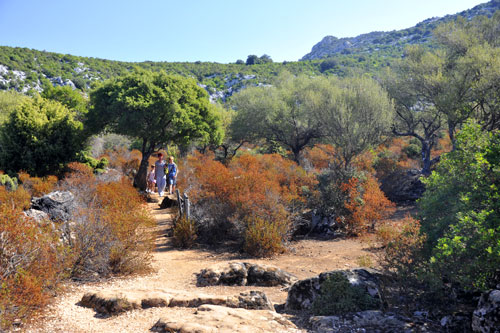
xmin=24 ymin=194 xmax=396 ymax=333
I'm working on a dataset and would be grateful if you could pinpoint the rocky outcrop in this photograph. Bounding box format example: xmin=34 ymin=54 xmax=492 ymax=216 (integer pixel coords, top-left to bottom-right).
xmin=78 ymin=289 xmax=274 ymax=315
xmin=151 ymin=304 xmax=302 ymax=333
xmin=310 ymin=311 xmax=414 ymax=333
xmin=472 ymin=289 xmax=500 ymax=332
xmin=285 ymin=268 xmax=381 ymax=311
xmin=380 ymin=168 xmax=425 ymax=203
xmin=31 ymin=191 xmax=75 ymax=222
xmin=197 ymin=262 xmax=298 ymax=287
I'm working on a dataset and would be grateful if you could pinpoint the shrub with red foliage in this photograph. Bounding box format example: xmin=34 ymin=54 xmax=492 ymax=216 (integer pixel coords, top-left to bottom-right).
xmin=18 ymin=171 xmax=58 ymax=197
xmin=179 ymin=152 xmax=316 ymax=256
xmin=341 ymin=175 xmax=395 ymax=235
xmin=0 ymin=187 xmax=68 ymax=329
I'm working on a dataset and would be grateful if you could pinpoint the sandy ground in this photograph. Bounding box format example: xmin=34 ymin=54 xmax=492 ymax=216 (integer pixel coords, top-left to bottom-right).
xmin=23 ymin=194 xmax=391 ymax=333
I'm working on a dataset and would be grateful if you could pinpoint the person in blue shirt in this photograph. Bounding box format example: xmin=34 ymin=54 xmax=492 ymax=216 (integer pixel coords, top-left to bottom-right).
xmin=167 ymin=156 xmax=178 ymax=195
xmin=154 ymin=153 xmax=167 ymax=196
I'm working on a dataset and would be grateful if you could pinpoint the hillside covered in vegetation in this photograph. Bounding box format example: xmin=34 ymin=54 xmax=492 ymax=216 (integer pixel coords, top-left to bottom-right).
xmin=301 ymin=0 xmax=500 ymax=60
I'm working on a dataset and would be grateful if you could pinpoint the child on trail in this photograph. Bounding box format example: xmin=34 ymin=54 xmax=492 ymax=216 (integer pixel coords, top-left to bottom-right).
xmin=167 ymin=156 xmax=178 ymax=195
xmin=147 ymin=165 xmax=156 ymax=193
xmin=154 ymin=153 xmax=167 ymax=196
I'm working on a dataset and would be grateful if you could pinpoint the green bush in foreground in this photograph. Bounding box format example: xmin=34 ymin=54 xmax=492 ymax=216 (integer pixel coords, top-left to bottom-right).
xmin=312 ymin=272 xmax=380 ymax=315
xmin=419 ymin=122 xmax=500 ymax=290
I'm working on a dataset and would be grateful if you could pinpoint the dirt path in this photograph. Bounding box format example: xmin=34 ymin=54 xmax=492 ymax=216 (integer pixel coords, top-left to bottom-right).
xmin=25 ymin=194 xmax=383 ymax=332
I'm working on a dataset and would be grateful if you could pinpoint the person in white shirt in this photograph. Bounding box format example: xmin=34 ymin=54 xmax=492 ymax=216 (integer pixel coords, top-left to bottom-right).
xmin=154 ymin=153 xmax=167 ymax=196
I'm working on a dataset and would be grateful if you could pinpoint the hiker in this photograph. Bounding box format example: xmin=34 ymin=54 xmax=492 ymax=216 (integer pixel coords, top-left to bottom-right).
xmin=155 ymin=153 xmax=167 ymax=196
xmin=147 ymin=165 xmax=156 ymax=193
xmin=167 ymin=156 xmax=178 ymax=195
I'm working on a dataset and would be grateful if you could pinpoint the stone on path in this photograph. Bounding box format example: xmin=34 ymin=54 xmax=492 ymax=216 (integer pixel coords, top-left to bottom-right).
xmin=78 ymin=289 xmax=273 ymax=315
xmin=151 ymin=304 xmax=303 ymax=333
xmin=197 ymin=262 xmax=298 ymax=287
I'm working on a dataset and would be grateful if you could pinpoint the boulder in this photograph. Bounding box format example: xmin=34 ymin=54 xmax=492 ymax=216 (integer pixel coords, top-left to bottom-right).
xmin=310 ymin=311 xmax=414 ymax=333
xmin=196 ymin=262 xmax=297 ymax=287
xmin=285 ymin=268 xmax=381 ymax=311
xmin=78 ymin=288 xmax=274 ymax=315
xmin=31 ymin=191 xmax=75 ymax=222
xmin=151 ymin=304 xmax=302 ymax=333
xmin=23 ymin=208 xmax=50 ymax=223
xmin=380 ymin=168 xmax=425 ymax=203
xmin=472 ymin=289 xmax=500 ymax=332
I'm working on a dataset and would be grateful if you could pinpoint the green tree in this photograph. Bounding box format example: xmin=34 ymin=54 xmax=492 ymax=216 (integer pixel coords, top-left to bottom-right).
xmin=383 ymin=50 xmax=443 ymax=175
xmin=316 ymin=76 xmax=394 ymax=168
xmin=230 ymin=73 xmax=326 ymax=162
xmin=0 ymin=96 xmax=84 ymax=176
xmin=0 ymin=90 xmax=28 ymax=124
xmin=418 ymin=122 xmax=500 ymax=290
xmin=86 ymin=70 xmax=223 ymax=190
xmin=246 ymin=55 xmax=259 ymax=65
xmin=41 ymin=85 xmax=88 ymax=118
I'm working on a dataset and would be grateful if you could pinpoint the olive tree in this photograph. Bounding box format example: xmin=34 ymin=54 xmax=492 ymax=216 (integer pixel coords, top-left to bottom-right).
xmin=230 ymin=73 xmax=326 ymax=163
xmin=315 ymin=76 xmax=394 ymax=168
xmin=86 ymin=70 xmax=223 ymax=190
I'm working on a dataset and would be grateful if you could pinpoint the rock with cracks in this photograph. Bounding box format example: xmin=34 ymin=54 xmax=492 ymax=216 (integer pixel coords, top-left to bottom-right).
xmin=31 ymin=191 xmax=75 ymax=222
xmin=285 ymin=268 xmax=381 ymax=311
xmin=310 ymin=311 xmax=414 ymax=333
xmin=197 ymin=262 xmax=298 ymax=287
xmin=151 ymin=304 xmax=303 ymax=333
xmin=472 ymin=289 xmax=500 ymax=332
xmin=78 ymin=288 xmax=274 ymax=315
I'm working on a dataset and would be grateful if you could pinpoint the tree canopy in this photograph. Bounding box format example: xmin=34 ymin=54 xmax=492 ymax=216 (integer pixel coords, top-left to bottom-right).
xmin=0 ymin=95 xmax=84 ymax=176
xmin=86 ymin=70 xmax=223 ymax=189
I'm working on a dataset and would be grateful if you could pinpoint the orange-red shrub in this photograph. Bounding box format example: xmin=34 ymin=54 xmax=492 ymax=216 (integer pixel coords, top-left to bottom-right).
xmin=18 ymin=171 xmax=58 ymax=197
xmin=379 ymin=215 xmax=426 ymax=278
xmin=0 ymin=187 xmax=68 ymax=329
xmin=341 ymin=175 xmax=395 ymax=236
xmin=180 ymin=152 xmax=316 ymax=256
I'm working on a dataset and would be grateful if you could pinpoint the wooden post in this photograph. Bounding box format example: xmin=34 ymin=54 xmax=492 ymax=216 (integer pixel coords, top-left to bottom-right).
xmin=176 ymin=189 xmax=183 ymax=217
xmin=183 ymin=193 xmax=190 ymax=220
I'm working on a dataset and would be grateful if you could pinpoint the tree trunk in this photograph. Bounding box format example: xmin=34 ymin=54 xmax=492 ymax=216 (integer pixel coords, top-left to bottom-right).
xmin=421 ymin=140 xmax=432 ymax=176
xmin=133 ymin=152 xmax=152 ymax=191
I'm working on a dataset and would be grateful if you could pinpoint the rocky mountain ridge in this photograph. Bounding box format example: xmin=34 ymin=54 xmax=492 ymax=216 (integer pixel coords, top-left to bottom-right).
xmin=302 ymin=0 xmax=500 ymax=60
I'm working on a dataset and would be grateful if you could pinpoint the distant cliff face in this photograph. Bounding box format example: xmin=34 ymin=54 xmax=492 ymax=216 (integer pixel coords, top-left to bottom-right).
xmin=301 ymin=0 xmax=500 ymax=60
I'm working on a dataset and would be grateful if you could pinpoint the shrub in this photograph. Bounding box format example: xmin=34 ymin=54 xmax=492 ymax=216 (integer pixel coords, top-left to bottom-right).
xmin=18 ymin=172 xmax=58 ymax=197
xmin=342 ymin=175 xmax=395 ymax=235
xmin=311 ymin=272 xmax=380 ymax=315
xmin=381 ymin=216 xmax=426 ymax=281
xmin=180 ymin=152 xmax=315 ymax=255
xmin=68 ymin=178 xmax=155 ymax=278
xmin=419 ymin=123 xmax=500 ymax=290
xmin=0 ymin=173 xmax=18 ymax=191
xmin=244 ymin=216 xmax=288 ymax=257
xmin=172 ymin=217 xmax=197 ymax=249
xmin=0 ymin=187 xmax=68 ymax=329
xmin=0 ymin=95 xmax=85 ymax=176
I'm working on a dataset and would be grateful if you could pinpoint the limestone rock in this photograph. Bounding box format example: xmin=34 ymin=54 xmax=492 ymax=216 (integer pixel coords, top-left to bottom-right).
xmin=31 ymin=191 xmax=75 ymax=222
xmin=151 ymin=304 xmax=302 ymax=333
xmin=197 ymin=262 xmax=297 ymax=287
xmin=472 ymin=289 xmax=500 ymax=332
xmin=310 ymin=311 xmax=414 ymax=333
xmin=23 ymin=208 xmax=50 ymax=223
xmin=78 ymin=288 xmax=273 ymax=315
xmin=285 ymin=268 xmax=381 ymax=311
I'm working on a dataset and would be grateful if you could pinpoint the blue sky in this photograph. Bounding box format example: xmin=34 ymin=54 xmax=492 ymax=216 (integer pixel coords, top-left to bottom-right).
xmin=0 ymin=0 xmax=485 ymax=63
